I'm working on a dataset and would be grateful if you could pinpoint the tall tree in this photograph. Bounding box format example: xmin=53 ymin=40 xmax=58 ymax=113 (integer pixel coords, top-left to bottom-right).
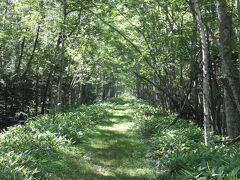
xmin=216 ymin=0 xmax=240 ymax=138
xmin=191 ymin=0 xmax=210 ymax=146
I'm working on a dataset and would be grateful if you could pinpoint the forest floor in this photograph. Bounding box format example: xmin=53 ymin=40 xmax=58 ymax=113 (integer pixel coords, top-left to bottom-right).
xmin=49 ymin=102 xmax=158 ymax=179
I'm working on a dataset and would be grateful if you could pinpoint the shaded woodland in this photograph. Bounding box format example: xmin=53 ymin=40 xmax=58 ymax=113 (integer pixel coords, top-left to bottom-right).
xmin=2 ymin=0 xmax=240 ymax=179
xmin=1 ymin=0 xmax=240 ymax=166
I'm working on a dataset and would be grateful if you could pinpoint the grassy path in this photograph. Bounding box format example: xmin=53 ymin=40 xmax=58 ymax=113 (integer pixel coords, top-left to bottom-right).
xmin=59 ymin=103 xmax=157 ymax=179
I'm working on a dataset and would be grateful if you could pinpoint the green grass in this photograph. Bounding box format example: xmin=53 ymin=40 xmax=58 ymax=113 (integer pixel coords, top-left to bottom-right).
xmin=7 ymin=95 xmax=240 ymax=179
xmin=0 ymin=97 xmax=158 ymax=179
xmin=8 ymin=95 xmax=240 ymax=179
xmin=52 ymin=103 xmax=157 ymax=179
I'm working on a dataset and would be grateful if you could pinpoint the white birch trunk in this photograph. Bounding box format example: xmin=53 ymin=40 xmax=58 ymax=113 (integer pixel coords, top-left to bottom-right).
xmin=191 ymin=0 xmax=210 ymax=146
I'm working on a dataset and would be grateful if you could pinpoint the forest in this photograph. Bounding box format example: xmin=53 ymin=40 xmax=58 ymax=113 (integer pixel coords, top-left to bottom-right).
xmin=1 ymin=0 xmax=240 ymax=179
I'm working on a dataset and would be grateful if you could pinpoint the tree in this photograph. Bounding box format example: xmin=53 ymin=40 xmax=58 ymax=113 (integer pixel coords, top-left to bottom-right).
xmin=216 ymin=0 xmax=240 ymax=138
xmin=191 ymin=0 xmax=210 ymax=146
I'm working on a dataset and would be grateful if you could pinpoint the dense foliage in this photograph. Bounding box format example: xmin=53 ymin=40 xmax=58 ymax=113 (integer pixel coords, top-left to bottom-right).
xmin=134 ymin=102 xmax=240 ymax=179
xmin=1 ymin=0 xmax=240 ymax=178
xmin=0 ymin=102 xmax=108 ymax=179
xmin=1 ymin=0 xmax=240 ymax=142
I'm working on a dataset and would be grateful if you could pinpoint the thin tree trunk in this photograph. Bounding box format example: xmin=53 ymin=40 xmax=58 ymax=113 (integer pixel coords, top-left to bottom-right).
xmin=57 ymin=0 xmax=67 ymax=105
xmin=22 ymin=25 xmax=40 ymax=78
xmin=80 ymin=84 xmax=87 ymax=104
xmin=41 ymin=68 xmax=54 ymax=114
xmin=237 ymin=0 xmax=240 ymax=67
xmin=16 ymin=37 xmax=26 ymax=74
xmin=191 ymin=0 xmax=210 ymax=146
xmin=35 ymin=73 xmax=39 ymax=115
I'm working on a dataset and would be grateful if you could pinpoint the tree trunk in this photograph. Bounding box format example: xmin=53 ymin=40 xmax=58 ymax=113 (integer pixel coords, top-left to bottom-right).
xmin=21 ymin=25 xmax=40 ymax=78
xmin=79 ymin=84 xmax=87 ymax=104
xmin=102 ymin=84 xmax=109 ymax=101
xmin=191 ymin=0 xmax=210 ymax=146
xmin=237 ymin=0 xmax=240 ymax=67
xmin=16 ymin=37 xmax=25 ymax=74
xmin=41 ymin=68 xmax=54 ymax=114
xmin=57 ymin=0 xmax=67 ymax=105
xmin=216 ymin=0 xmax=240 ymax=138
xmin=35 ymin=73 xmax=39 ymax=115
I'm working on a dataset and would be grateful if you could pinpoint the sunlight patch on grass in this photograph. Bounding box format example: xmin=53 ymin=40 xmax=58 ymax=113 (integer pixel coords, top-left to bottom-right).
xmin=90 ymin=164 xmax=115 ymax=177
xmin=98 ymin=122 xmax=134 ymax=132
xmin=51 ymin=102 xmax=158 ymax=179
xmin=115 ymin=167 xmax=154 ymax=177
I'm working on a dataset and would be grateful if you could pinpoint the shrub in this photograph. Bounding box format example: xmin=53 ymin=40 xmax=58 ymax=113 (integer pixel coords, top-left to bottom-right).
xmin=135 ymin=102 xmax=240 ymax=179
xmin=0 ymin=102 xmax=108 ymax=179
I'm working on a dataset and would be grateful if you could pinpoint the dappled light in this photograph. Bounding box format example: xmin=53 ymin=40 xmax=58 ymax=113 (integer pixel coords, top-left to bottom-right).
xmin=1 ymin=0 xmax=240 ymax=179
xmin=74 ymin=104 xmax=157 ymax=179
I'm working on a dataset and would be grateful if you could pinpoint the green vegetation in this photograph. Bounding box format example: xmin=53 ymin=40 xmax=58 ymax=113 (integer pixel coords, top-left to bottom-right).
xmin=73 ymin=100 xmax=157 ymax=179
xmin=1 ymin=96 xmax=240 ymax=179
xmin=134 ymin=101 xmax=240 ymax=179
xmin=0 ymin=103 xmax=108 ymax=179
xmin=1 ymin=0 xmax=240 ymax=178
xmin=0 ymin=97 xmax=159 ymax=179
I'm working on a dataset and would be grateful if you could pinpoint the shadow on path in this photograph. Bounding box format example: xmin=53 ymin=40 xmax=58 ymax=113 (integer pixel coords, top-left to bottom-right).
xmin=58 ymin=104 xmax=157 ymax=179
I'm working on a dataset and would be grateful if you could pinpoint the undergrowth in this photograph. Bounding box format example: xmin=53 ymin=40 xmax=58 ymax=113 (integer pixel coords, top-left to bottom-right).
xmin=0 ymin=102 xmax=109 ymax=179
xmin=2 ymin=96 xmax=240 ymax=179
xmin=134 ymin=102 xmax=240 ymax=179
